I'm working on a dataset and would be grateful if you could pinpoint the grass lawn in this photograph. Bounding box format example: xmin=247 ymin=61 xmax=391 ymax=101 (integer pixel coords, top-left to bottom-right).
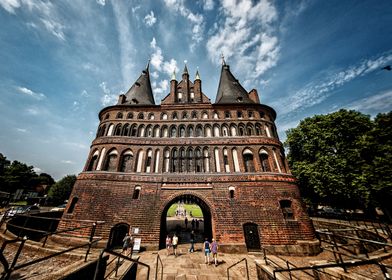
xmin=167 ymin=204 xmax=203 ymax=218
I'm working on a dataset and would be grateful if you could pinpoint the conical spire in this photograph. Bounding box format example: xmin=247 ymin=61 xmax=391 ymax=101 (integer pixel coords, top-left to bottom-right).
xmin=171 ymin=70 xmax=176 ymax=80
xmin=183 ymin=64 xmax=189 ymax=75
xmin=195 ymin=69 xmax=201 ymax=80
xmin=124 ymin=62 xmax=155 ymax=105
xmin=215 ymin=62 xmax=254 ymax=104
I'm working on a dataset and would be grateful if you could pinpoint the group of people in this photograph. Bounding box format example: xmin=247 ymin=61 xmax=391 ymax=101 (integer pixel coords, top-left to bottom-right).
xmin=165 ymin=234 xmax=219 ymax=266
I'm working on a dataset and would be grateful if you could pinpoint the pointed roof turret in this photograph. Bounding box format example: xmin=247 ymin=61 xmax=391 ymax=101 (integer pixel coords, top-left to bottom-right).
xmin=182 ymin=61 xmax=189 ymax=80
xmin=215 ymin=62 xmax=254 ymax=104
xmin=183 ymin=63 xmax=189 ymax=75
xmin=124 ymin=62 xmax=155 ymax=105
xmin=171 ymin=70 xmax=176 ymax=81
xmin=195 ymin=69 xmax=201 ymax=80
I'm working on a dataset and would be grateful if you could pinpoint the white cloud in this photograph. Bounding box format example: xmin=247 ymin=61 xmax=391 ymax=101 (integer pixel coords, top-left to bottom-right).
xmin=61 ymin=160 xmax=75 ymax=164
xmin=163 ymin=0 xmax=204 ymax=49
xmin=0 ymin=0 xmax=21 ymax=13
xmin=112 ymin=1 xmax=136 ymax=89
xmin=202 ymin=0 xmax=214 ymax=10
xmin=346 ymin=90 xmax=392 ymax=114
xmin=144 ymin=10 xmax=157 ymax=27
xmin=274 ymin=52 xmax=392 ymax=115
xmin=96 ymin=0 xmax=105 ymax=6
xmin=150 ymin=37 xmax=178 ymax=76
xmin=16 ymin=128 xmax=27 ymax=133
xmin=16 ymin=86 xmax=46 ymax=100
xmin=26 ymin=108 xmax=39 ymax=115
xmin=40 ymin=18 xmax=65 ymax=41
xmin=99 ymin=82 xmax=117 ymax=106
xmin=33 ymin=167 xmax=42 ymax=173
xmin=81 ymin=90 xmax=89 ymax=97
xmin=206 ymin=0 xmax=279 ymax=80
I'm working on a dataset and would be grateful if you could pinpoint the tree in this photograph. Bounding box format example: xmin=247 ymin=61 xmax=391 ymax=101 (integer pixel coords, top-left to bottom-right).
xmin=1 ymin=160 xmax=37 ymax=193
xmin=285 ymin=109 xmax=373 ymax=209
xmin=47 ymin=175 xmax=77 ymax=205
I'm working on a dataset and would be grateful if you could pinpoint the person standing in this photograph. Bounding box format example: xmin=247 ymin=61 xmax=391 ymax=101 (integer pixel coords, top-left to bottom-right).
xmin=210 ymin=238 xmax=219 ymax=266
xmin=185 ymin=217 xmax=188 ymax=229
xmin=189 ymin=230 xmax=195 ymax=253
xmin=172 ymin=234 xmax=179 ymax=257
xmin=122 ymin=233 xmax=132 ymax=255
xmin=203 ymin=238 xmax=210 ymax=264
xmin=166 ymin=235 xmax=172 ymax=256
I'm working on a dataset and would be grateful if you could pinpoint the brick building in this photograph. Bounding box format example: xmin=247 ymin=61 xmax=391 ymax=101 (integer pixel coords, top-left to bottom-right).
xmin=60 ymin=60 xmax=319 ymax=255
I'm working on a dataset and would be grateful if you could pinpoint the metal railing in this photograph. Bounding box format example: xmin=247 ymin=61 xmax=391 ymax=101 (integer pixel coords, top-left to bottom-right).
xmin=227 ymin=258 xmax=249 ymax=280
xmin=0 ymin=215 xmax=104 ymax=280
xmin=155 ymin=254 xmax=163 ymax=280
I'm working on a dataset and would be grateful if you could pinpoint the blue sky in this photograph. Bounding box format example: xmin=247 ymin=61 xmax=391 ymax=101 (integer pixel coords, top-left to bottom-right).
xmin=0 ymin=0 xmax=391 ymax=180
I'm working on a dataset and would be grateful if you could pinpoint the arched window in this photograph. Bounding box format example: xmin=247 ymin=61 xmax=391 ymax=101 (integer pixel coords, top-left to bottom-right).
xmin=243 ymin=149 xmax=255 ymax=172
xmin=162 ymin=126 xmax=168 ymax=137
xmin=145 ymin=149 xmax=152 ymax=172
xmin=223 ymin=148 xmax=230 ymax=172
xmin=179 ymin=148 xmax=186 ymax=172
xmin=127 ymin=112 xmax=133 ymax=119
xmin=116 ymin=112 xmax=123 ymax=119
xmin=202 ymin=111 xmax=208 ymax=119
xmin=119 ymin=150 xmax=133 ymax=172
xmin=238 ymin=124 xmax=245 ymax=136
xmin=187 ymin=149 xmax=194 ymax=172
xmin=280 ymin=150 xmax=287 ymax=173
xmin=172 ymin=112 xmax=178 ymax=120
xmin=67 ymin=197 xmax=78 ymax=214
xmin=247 ymin=124 xmax=254 ymax=136
xmin=148 ymin=113 xmax=155 ymax=120
xmin=163 ymin=149 xmax=170 ymax=172
xmin=214 ymin=148 xmax=220 ymax=172
xmin=213 ymin=111 xmax=219 ymax=119
xmin=203 ymin=148 xmax=210 ymax=172
xmin=104 ymin=113 xmax=110 ymax=120
xmin=130 ymin=124 xmax=137 ymax=136
xmin=230 ymin=124 xmax=237 ymax=136
xmin=191 ymin=111 xmax=197 ymax=119
xmin=145 ymin=125 xmax=153 ymax=137
xmin=222 ymin=125 xmax=229 ymax=137
xmin=161 ymin=113 xmax=168 ymax=120
xmin=259 ymin=149 xmax=271 ymax=172
xmin=204 ymin=126 xmax=212 ymax=137
xmin=224 ymin=111 xmax=231 ymax=118
xmin=114 ymin=124 xmax=122 ymax=136
xmin=280 ymin=200 xmax=294 ymax=220
xmin=255 ymin=123 xmax=262 ymax=135
xmin=232 ymin=148 xmax=240 ymax=172
xmin=137 ymin=125 xmax=145 ymax=137
xmin=107 ymin=124 xmax=114 ymax=136
xmin=213 ymin=125 xmax=220 ymax=137
xmin=103 ymin=149 xmax=118 ymax=172
xmin=97 ymin=124 xmax=106 ymax=137
xmin=170 ymin=126 xmax=177 ymax=137
xmin=237 ymin=111 xmax=243 ymax=118
xmin=229 ymin=186 xmax=235 ymax=199
xmin=195 ymin=148 xmax=202 ymax=172
xmin=248 ymin=111 xmax=254 ymax=118
xmin=182 ymin=111 xmax=188 ymax=119
xmin=196 ymin=125 xmax=203 ymax=137
xmin=154 ymin=125 xmax=160 ymax=137
xmin=135 ymin=150 xmax=144 ymax=172
xmin=87 ymin=150 xmax=100 ymax=171
xmin=179 ymin=126 xmax=186 ymax=137
xmin=122 ymin=123 xmax=130 ymax=136
xmin=138 ymin=113 xmax=144 ymax=119
xmin=171 ymin=149 xmax=178 ymax=172
xmin=154 ymin=150 xmax=160 ymax=172
xmin=265 ymin=125 xmax=271 ymax=137
xmin=133 ymin=186 xmax=141 ymax=199
xmin=188 ymin=125 xmax=194 ymax=137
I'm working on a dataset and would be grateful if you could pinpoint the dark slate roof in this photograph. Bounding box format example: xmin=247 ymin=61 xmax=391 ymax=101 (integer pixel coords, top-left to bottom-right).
xmin=215 ymin=64 xmax=254 ymax=104
xmin=124 ymin=64 xmax=155 ymax=105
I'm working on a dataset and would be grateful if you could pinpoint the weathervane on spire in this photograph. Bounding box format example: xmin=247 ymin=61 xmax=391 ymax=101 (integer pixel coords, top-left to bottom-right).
xmin=221 ymin=53 xmax=226 ymax=66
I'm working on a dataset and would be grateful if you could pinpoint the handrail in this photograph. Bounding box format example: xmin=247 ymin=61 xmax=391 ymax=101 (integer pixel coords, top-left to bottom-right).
xmin=227 ymin=258 xmax=249 ymax=280
xmin=155 ymin=253 xmax=163 ymax=280
xmin=94 ymin=249 xmax=150 ymax=280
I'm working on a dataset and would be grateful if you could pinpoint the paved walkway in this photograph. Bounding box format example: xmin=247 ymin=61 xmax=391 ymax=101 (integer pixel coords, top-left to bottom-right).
xmin=132 ymin=244 xmax=261 ymax=280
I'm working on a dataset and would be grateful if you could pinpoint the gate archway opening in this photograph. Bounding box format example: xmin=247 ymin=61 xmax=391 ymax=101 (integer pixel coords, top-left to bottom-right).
xmin=159 ymin=194 xmax=213 ymax=249
xmin=106 ymin=223 xmax=130 ymax=249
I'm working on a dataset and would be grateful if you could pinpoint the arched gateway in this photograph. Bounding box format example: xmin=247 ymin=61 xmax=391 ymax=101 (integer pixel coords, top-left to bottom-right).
xmin=58 ymin=62 xmax=320 ymax=255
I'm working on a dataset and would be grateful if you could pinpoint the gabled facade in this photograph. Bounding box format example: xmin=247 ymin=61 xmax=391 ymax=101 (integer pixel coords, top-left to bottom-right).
xmin=59 ymin=62 xmax=319 ymax=255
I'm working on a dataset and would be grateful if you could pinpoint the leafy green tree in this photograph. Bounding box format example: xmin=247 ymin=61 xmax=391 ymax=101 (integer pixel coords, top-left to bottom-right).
xmin=285 ymin=109 xmax=373 ymax=209
xmin=0 ymin=153 xmax=11 ymax=191
xmin=47 ymin=175 xmax=77 ymax=205
xmin=1 ymin=160 xmax=37 ymax=193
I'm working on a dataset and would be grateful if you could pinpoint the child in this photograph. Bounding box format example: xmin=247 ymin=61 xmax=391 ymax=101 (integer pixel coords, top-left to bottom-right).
xmin=203 ymin=238 xmax=210 ymax=264
xmin=166 ymin=235 xmax=172 ymax=255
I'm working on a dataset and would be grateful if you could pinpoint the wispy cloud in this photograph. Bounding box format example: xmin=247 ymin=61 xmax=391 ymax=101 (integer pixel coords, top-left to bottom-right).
xmin=16 ymin=128 xmax=27 ymax=133
xmin=96 ymin=0 xmax=105 ymax=6
xmin=0 ymin=0 xmax=66 ymax=40
xmin=346 ymin=90 xmax=392 ymax=114
xmin=61 ymin=160 xmax=75 ymax=164
xmin=112 ymin=1 xmax=136 ymax=90
xmin=16 ymin=86 xmax=46 ymax=100
xmin=202 ymin=0 xmax=214 ymax=11
xmin=274 ymin=52 xmax=392 ymax=115
xmin=144 ymin=10 xmax=157 ymax=27
xmin=99 ymin=82 xmax=117 ymax=106
xmin=206 ymin=0 xmax=279 ymax=83
xmin=163 ymin=0 xmax=204 ymax=50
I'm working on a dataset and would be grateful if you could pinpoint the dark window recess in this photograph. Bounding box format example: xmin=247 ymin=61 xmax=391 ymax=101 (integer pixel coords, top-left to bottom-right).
xmin=133 ymin=188 xmax=140 ymax=199
xmin=280 ymin=200 xmax=294 ymax=220
xmin=67 ymin=197 xmax=79 ymax=214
